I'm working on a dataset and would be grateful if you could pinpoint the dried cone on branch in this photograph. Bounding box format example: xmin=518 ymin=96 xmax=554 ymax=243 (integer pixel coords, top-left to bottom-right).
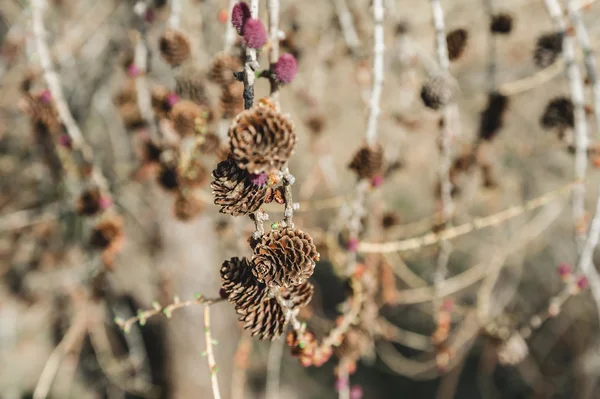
xmin=421 ymin=75 xmax=453 ymax=110
xmin=251 ymin=228 xmax=320 ymax=287
xmin=23 ymin=91 xmax=62 ymax=135
xmin=229 ymin=105 xmax=297 ymax=173
xmin=208 ymin=52 xmax=242 ymax=87
xmin=540 ymin=97 xmax=574 ymax=131
xmin=534 ymin=32 xmax=563 ymax=69
xmin=159 ymin=29 xmax=192 ymax=67
xmin=170 ymin=100 xmax=208 ymax=136
xmin=173 ymin=193 xmax=204 ymax=221
xmin=220 ymin=257 xmax=314 ymax=340
xmin=219 ymin=83 xmax=245 ymax=119
xmin=479 ymin=92 xmax=509 ymax=141
xmin=446 ymin=28 xmax=468 ymax=61
xmin=175 ymin=61 xmax=209 ymax=105
xmin=210 ymin=158 xmax=270 ymax=216
xmin=490 ymin=13 xmax=513 ymax=34
xmin=198 ymin=133 xmax=221 ymax=154
xmin=89 ymin=216 xmax=124 ymax=251
xmin=348 ymin=143 xmax=384 ymax=180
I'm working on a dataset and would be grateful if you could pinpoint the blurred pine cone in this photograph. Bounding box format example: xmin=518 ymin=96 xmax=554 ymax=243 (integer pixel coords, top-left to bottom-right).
xmin=198 ymin=133 xmax=221 ymax=154
xmin=381 ymin=211 xmax=400 ymax=230
xmin=208 ymin=52 xmax=242 ymax=87
xmin=89 ymin=216 xmax=123 ymax=250
xmin=159 ymin=29 xmax=192 ymax=67
xmin=170 ymin=100 xmax=208 ymax=136
xmin=221 ymin=257 xmax=314 ymax=340
xmin=179 ymin=155 xmax=209 ymax=188
xmin=479 ymin=92 xmax=509 ymax=141
xmin=23 ymin=91 xmax=62 ymax=135
xmin=304 ymin=113 xmax=326 ymax=136
xmin=534 ymin=32 xmax=563 ymax=69
xmin=76 ymin=187 xmax=103 ymax=216
xmin=210 ymin=158 xmax=270 ymax=216
xmin=219 ymin=82 xmax=245 ymax=119
xmin=446 ymin=28 xmax=468 ymax=61
xmin=490 ymin=13 xmax=513 ymax=34
xmin=540 ymin=97 xmax=574 ymax=130
xmin=175 ymin=61 xmax=209 ymax=105
xmin=173 ymin=193 xmax=204 ymax=221
xmin=118 ymin=102 xmax=146 ymax=130
xmin=151 ymin=85 xmax=176 ymax=119
xmin=348 ymin=143 xmax=384 ymax=180
xmin=251 ymin=228 xmax=320 ymax=287
xmin=157 ymin=151 xmax=180 ymax=191
xmin=421 ymin=75 xmax=453 ymax=110
xmin=229 ymin=106 xmax=297 ymax=173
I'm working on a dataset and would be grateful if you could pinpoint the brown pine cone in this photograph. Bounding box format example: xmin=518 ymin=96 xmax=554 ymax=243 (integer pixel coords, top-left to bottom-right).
xmin=23 ymin=92 xmax=62 ymax=135
xmin=219 ymin=82 xmax=245 ymax=119
xmin=159 ymin=28 xmax=192 ymax=67
xmin=479 ymin=92 xmax=509 ymax=141
xmin=118 ymin=102 xmax=146 ymax=130
xmin=173 ymin=193 xmax=204 ymax=221
xmin=381 ymin=211 xmax=400 ymax=230
xmin=179 ymin=154 xmax=209 ymax=187
xmin=304 ymin=113 xmax=326 ymax=136
xmin=208 ymin=52 xmax=242 ymax=87
xmin=175 ymin=61 xmax=209 ymax=105
xmin=170 ymin=100 xmax=208 ymax=136
xmin=252 ymin=228 xmax=320 ymax=287
xmin=76 ymin=187 xmax=103 ymax=216
xmin=348 ymin=143 xmax=384 ymax=180
xmin=114 ymin=80 xmax=137 ymax=107
xmin=540 ymin=97 xmax=574 ymax=130
xmin=210 ymin=158 xmax=270 ymax=216
xmin=534 ymin=32 xmax=563 ymax=69
xmin=221 ymin=257 xmax=314 ymax=340
xmin=421 ymin=75 xmax=454 ymax=110
xmin=151 ymin=85 xmax=175 ymax=119
xmin=490 ymin=13 xmax=513 ymax=34
xmin=89 ymin=216 xmax=124 ymax=250
xmin=446 ymin=28 xmax=468 ymax=61
xmin=157 ymin=150 xmax=180 ymax=191
xmin=198 ymin=133 xmax=221 ymax=154
xmin=229 ymin=106 xmax=297 ymax=173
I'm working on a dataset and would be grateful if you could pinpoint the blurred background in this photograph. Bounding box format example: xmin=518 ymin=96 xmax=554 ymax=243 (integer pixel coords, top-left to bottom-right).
xmin=2 ymin=0 xmax=600 ymax=398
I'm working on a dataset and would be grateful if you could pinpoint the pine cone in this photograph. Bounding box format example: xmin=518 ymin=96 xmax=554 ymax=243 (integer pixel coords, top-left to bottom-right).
xmin=479 ymin=92 xmax=509 ymax=141
xmin=76 ymin=187 xmax=103 ymax=216
xmin=159 ymin=29 xmax=191 ymax=67
xmin=198 ymin=133 xmax=221 ymax=154
xmin=118 ymin=102 xmax=146 ymax=130
xmin=114 ymin=80 xmax=137 ymax=107
xmin=175 ymin=61 xmax=209 ymax=105
xmin=490 ymin=13 xmax=513 ymax=34
xmin=23 ymin=92 xmax=62 ymax=135
xmin=210 ymin=158 xmax=270 ymax=216
xmin=252 ymin=228 xmax=320 ymax=287
xmin=221 ymin=257 xmax=314 ymax=340
xmin=89 ymin=216 xmax=124 ymax=250
xmin=219 ymin=82 xmax=245 ymax=119
xmin=151 ymin=85 xmax=176 ymax=119
xmin=208 ymin=52 xmax=242 ymax=87
xmin=534 ymin=32 xmax=563 ymax=69
xmin=348 ymin=143 xmax=384 ymax=180
xmin=170 ymin=100 xmax=208 ymax=136
xmin=421 ymin=75 xmax=454 ymax=110
xmin=229 ymin=106 xmax=297 ymax=173
xmin=157 ymin=150 xmax=180 ymax=191
xmin=381 ymin=211 xmax=400 ymax=230
xmin=540 ymin=97 xmax=574 ymax=130
xmin=446 ymin=28 xmax=468 ymax=61
xmin=173 ymin=193 xmax=204 ymax=221
xmin=304 ymin=113 xmax=326 ymax=136
xmin=179 ymin=155 xmax=209 ymax=188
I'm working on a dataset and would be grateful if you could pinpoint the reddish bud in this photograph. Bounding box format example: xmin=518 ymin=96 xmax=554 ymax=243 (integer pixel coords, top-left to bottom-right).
xmin=371 ymin=175 xmax=384 ymax=188
xmin=335 ymin=377 xmax=349 ymax=392
xmin=58 ymin=134 xmax=72 ymax=148
xmin=249 ymin=172 xmax=268 ymax=187
xmin=128 ymin=64 xmax=141 ymax=77
xmin=350 ymin=386 xmax=364 ymax=399
xmin=347 ymin=237 xmax=359 ymax=252
xmin=231 ymin=2 xmax=251 ymax=34
xmin=144 ymin=8 xmax=155 ymax=23
xmin=577 ymin=275 xmax=589 ymax=290
xmin=98 ymin=196 xmax=113 ymax=210
xmin=40 ymin=89 xmax=52 ymax=103
xmin=243 ymin=19 xmax=268 ymax=49
xmin=557 ymin=263 xmax=572 ymax=278
xmin=218 ymin=9 xmax=229 ymax=24
xmin=166 ymin=93 xmax=180 ymax=107
xmin=274 ymin=53 xmax=298 ymax=84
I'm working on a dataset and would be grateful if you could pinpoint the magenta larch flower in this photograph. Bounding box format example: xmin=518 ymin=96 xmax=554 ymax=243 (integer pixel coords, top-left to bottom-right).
xmin=231 ymin=2 xmax=251 ymax=35
xmin=166 ymin=93 xmax=179 ymax=107
xmin=557 ymin=263 xmax=571 ymax=278
xmin=371 ymin=175 xmax=384 ymax=188
xmin=350 ymin=385 xmax=364 ymax=399
xmin=274 ymin=53 xmax=298 ymax=84
xmin=40 ymin=89 xmax=52 ymax=103
xmin=243 ymin=19 xmax=268 ymax=49
xmin=577 ymin=275 xmax=589 ymax=290
xmin=128 ymin=64 xmax=141 ymax=77
xmin=347 ymin=237 xmax=359 ymax=252
xmin=99 ymin=196 xmax=113 ymax=210
xmin=334 ymin=377 xmax=349 ymax=392
xmin=249 ymin=172 xmax=268 ymax=187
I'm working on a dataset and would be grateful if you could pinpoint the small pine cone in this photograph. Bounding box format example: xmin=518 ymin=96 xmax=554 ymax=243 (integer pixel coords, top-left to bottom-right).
xmin=210 ymin=158 xmax=270 ymax=216
xmin=381 ymin=211 xmax=400 ymax=230
xmin=157 ymin=151 xmax=180 ymax=191
xmin=490 ymin=13 xmax=513 ymax=34
xmin=446 ymin=28 xmax=468 ymax=61
xmin=497 ymin=333 xmax=529 ymax=365
xmin=173 ymin=193 xmax=204 ymax=221
xmin=151 ymin=85 xmax=176 ymax=119
xmin=336 ymin=327 xmax=373 ymax=363
xmin=229 ymin=106 xmax=297 ymax=174
xmin=118 ymin=102 xmax=146 ymax=130
xmin=304 ymin=113 xmax=326 ymax=136
xmin=216 ymin=143 xmax=232 ymax=162
xmin=534 ymin=32 xmax=563 ymax=69
xmin=479 ymin=92 xmax=509 ymax=141
xmin=282 ymin=281 xmax=314 ymax=309
xmin=170 ymin=100 xmax=208 ymax=136
xmin=175 ymin=61 xmax=209 ymax=105
xmin=89 ymin=216 xmax=124 ymax=250
xmin=142 ymin=139 xmax=163 ymax=164
xmin=348 ymin=143 xmax=384 ymax=180
xmin=114 ymin=80 xmax=137 ymax=107
xmin=219 ymin=82 xmax=245 ymax=119
xmin=159 ymin=29 xmax=192 ymax=67
xmin=198 ymin=133 xmax=221 ymax=154
xmin=76 ymin=187 xmax=102 ymax=216
xmin=421 ymin=75 xmax=454 ymax=110
xmin=252 ymin=228 xmax=320 ymax=287
xmin=24 ymin=92 xmax=62 ymax=135
xmin=540 ymin=97 xmax=574 ymax=130
xmin=208 ymin=52 xmax=242 ymax=87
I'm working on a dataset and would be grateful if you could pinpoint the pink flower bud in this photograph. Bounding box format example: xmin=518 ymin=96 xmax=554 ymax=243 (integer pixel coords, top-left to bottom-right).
xmin=166 ymin=93 xmax=179 ymax=107
xmin=347 ymin=237 xmax=359 ymax=252
xmin=274 ymin=53 xmax=298 ymax=84
xmin=249 ymin=172 xmax=268 ymax=187
xmin=557 ymin=263 xmax=572 ymax=278
xmin=128 ymin=64 xmax=141 ymax=77
xmin=243 ymin=19 xmax=268 ymax=49
xmin=99 ymin=196 xmax=113 ymax=210
xmin=335 ymin=377 xmax=349 ymax=392
xmin=371 ymin=175 xmax=384 ymax=188
xmin=144 ymin=8 xmax=155 ymax=23
xmin=58 ymin=134 xmax=72 ymax=148
xmin=577 ymin=275 xmax=589 ymax=290
xmin=40 ymin=89 xmax=52 ymax=103
xmin=231 ymin=2 xmax=251 ymax=35
xmin=350 ymin=386 xmax=364 ymax=399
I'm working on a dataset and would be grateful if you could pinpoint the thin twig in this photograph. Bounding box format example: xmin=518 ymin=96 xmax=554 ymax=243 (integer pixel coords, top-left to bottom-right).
xmin=331 ymin=0 xmax=361 ymax=56
xmin=242 ymin=0 xmax=260 ymax=109
xmin=267 ymin=0 xmax=281 ymax=108
xmin=114 ymin=295 xmax=224 ymax=333
xmin=266 ymin=337 xmax=284 ymax=399
xmin=203 ymin=305 xmax=222 ymax=399
xmin=359 ymin=182 xmax=575 ymax=253
xmin=543 ymin=0 xmax=589 ymax=251
xmin=365 ymin=0 xmax=384 ymax=146
xmin=168 ymin=0 xmax=181 ymax=29
xmin=231 ymin=335 xmax=252 ymax=399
